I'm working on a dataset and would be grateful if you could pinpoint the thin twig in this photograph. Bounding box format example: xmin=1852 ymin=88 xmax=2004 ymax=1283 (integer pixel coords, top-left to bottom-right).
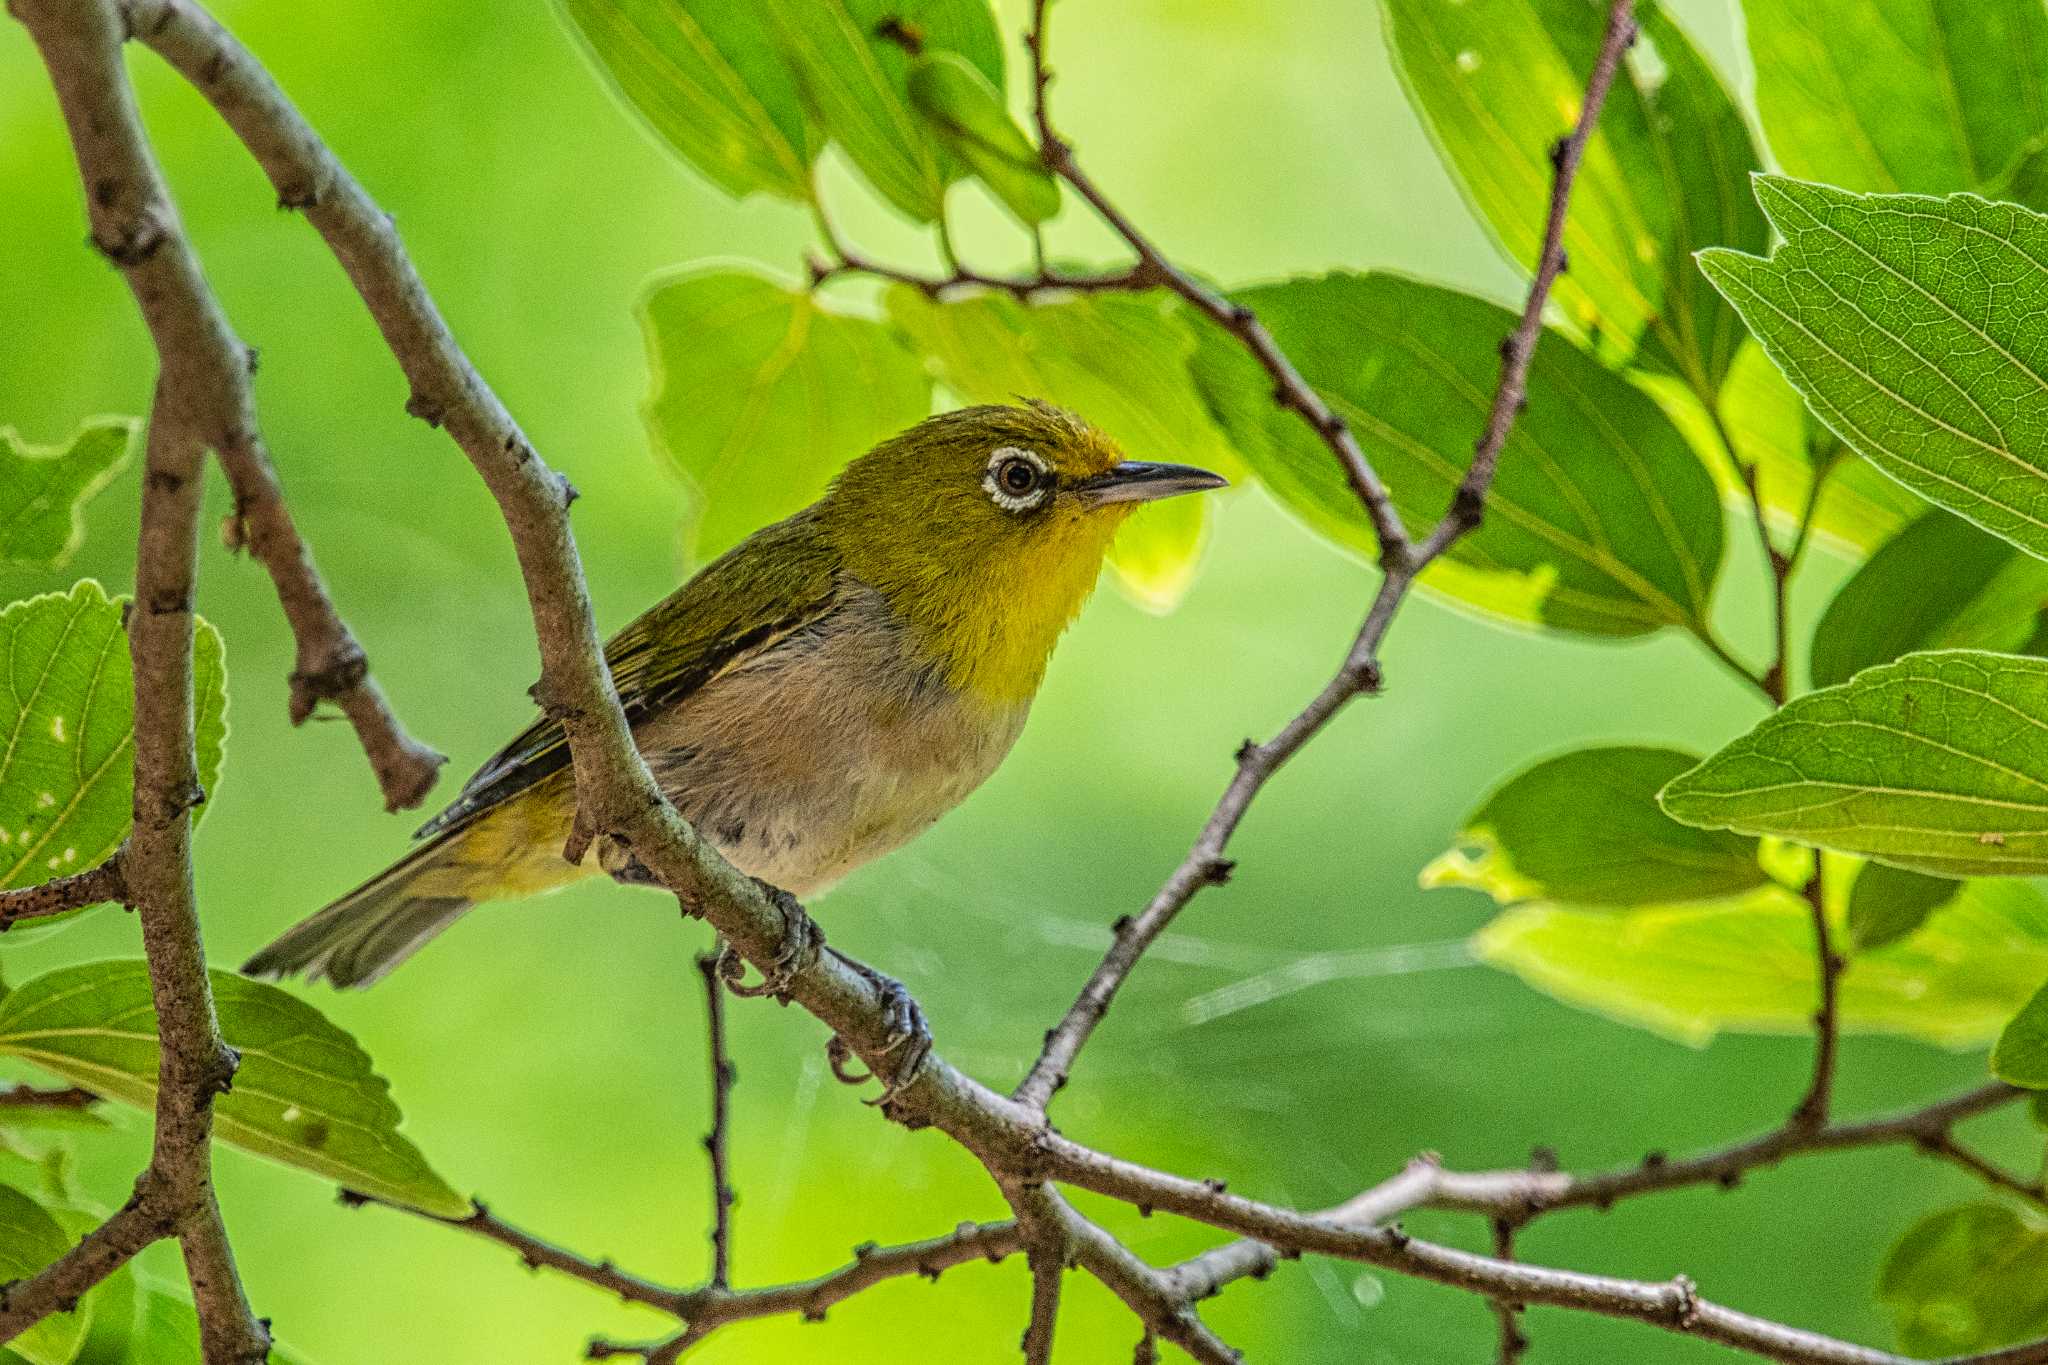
xmin=1013 ymin=0 xmax=1641 ymax=1112
xmin=695 ymin=949 xmax=735 ymax=1289
xmin=1792 ymin=868 xmax=1841 ymax=1130
xmin=0 ymin=849 xmax=127 ymax=930
xmin=0 ymin=1084 xmax=101 ymax=1111
xmin=1493 ymin=1220 xmax=1528 ymax=1364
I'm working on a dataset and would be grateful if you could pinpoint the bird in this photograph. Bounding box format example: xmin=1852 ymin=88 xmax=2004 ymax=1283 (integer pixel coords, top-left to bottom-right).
xmin=244 ymin=400 xmax=1226 ymax=991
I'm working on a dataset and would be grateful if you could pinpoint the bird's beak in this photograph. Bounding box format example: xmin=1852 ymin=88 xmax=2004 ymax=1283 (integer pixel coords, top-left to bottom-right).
xmin=1073 ymin=461 xmax=1229 ymax=507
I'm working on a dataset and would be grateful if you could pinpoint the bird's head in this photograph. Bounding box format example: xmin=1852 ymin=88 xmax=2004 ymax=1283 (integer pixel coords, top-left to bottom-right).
xmin=822 ymin=401 xmax=1226 ymax=704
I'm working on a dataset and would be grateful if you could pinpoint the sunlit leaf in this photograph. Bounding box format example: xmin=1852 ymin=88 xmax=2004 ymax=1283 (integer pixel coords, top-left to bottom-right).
xmin=1188 ymin=272 xmax=1723 ymax=637
xmin=0 ymin=582 xmax=227 ymax=906
xmin=1847 ymin=861 xmax=1962 ymax=953
xmin=887 ymin=286 xmax=1238 ymax=612
xmin=0 ymin=421 xmax=131 ymax=568
xmin=1700 ymin=177 xmax=2048 ymax=560
xmin=125 ymin=1285 xmax=316 ymax=1365
xmin=640 ymin=266 xmax=931 ymax=562
xmin=0 ymin=1181 xmax=88 ymax=1365
xmin=45 ymin=1204 xmax=136 ymax=1365
xmin=1380 ymin=0 xmax=1761 ymax=391
xmin=554 ymin=0 xmax=816 ymax=201
xmin=0 ymin=962 xmax=465 ymax=1217
xmin=1811 ymin=509 xmax=2048 ymax=690
xmin=760 ymin=0 xmax=1003 ymax=222
xmin=1423 ymin=746 xmax=1765 ymax=907
xmin=1476 ymin=878 xmax=2048 ymax=1046
xmin=907 ymin=52 xmax=1058 ymax=224
xmin=1749 ymin=1 xmax=2048 ymax=197
xmin=1661 ymin=651 xmax=2048 ymax=877
xmin=1878 ymin=1204 xmax=2048 ymax=1357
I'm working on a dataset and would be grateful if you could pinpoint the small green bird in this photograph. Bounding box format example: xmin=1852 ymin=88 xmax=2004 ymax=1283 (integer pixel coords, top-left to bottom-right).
xmin=245 ymin=401 xmax=1225 ymax=988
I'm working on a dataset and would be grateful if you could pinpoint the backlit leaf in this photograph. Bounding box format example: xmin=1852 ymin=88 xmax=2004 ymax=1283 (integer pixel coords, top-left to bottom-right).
xmin=1380 ymin=0 xmax=1762 ymax=391
xmin=1700 ymin=177 xmax=2048 ymax=560
xmin=0 ymin=421 xmax=131 ymax=568
xmin=0 ymin=962 xmax=465 ymax=1217
xmin=1423 ymin=746 xmax=1765 ymax=908
xmin=640 ymin=266 xmax=931 ymax=562
xmin=887 ymin=286 xmax=1238 ymax=612
xmin=0 ymin=582 xmax=227 ymax=905
xmin=1749 ymin=1 xmax=2048 ymax=197
xmin=1189 ymin=272 xmax=1723 ymax=637
xmin=1879 ymin=1204 xmax=2048 ymax=1357
xmin=1660 ymin=651 xmax=2048 ymax=877
xmin=1847 ymin=861 xmax=1961 ymax=952
xmin=1476 ymin=878 xmax=2048 ymax=1046
xmin=907 ymin=52 xmax=1058 ymax=224
xmin=1811 ymin=508 xmax=2048 ymax=690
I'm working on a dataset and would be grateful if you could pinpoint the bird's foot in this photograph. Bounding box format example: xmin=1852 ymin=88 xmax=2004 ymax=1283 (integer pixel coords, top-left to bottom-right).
xmin=825 ymin=948 xmax=933 ymax=1108
xmin=715 ymin=881 xmax=822 ymax=1002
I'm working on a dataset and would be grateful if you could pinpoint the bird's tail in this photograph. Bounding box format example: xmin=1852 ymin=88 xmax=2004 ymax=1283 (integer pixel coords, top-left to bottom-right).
xmin=243 ymin=794 xmax=586 ymax=988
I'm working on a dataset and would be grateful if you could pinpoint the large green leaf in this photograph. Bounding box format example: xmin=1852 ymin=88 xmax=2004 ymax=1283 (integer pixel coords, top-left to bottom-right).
xmin=0 ymin=582 xmax=227 ymax=899
xmin=640 ymin=266 xmax=931 ymax=562
xmin=1700 ymin=177 xmax=2048 ymax=560
xmin=1380 ymin=0 xmax=1761 ymax=391
xmin=555 ymin=0 xmax=816 ymax=201
xmin=1812 ymin=508 xmax=2048 ymax=690
xmin=0 ymin=422 xmax=131 ymax=569
xmin=760 ymin=0 xmax=1003 ymax=222
xmin=1189 ymin=272 xmax=1724 ymax=637
xmin=887 ymin=286 xmax=1238 ymax=612
xmin=1879 ymin=1204 xmax=2048 ymax=1357
xmin=906 ymin=52 xmax=1057 ymax=224
xmin=0 ymin=962 xmax=465 ymax=1217
xmin=1423 ymin=746 xmax=1765 ymax=908
xmin=1660 ymin=651 xmax=2048 ymax=877
xmin=0 ymin=1182 xmax=88 ymax=1365
xmin=1476 ymin=877 xmax=2048 ymax=1046
xmin=1749 ymin=1 xmax=2048 ymax=197
xmin=1995 ymin=975 xmax=2048 ymax=1087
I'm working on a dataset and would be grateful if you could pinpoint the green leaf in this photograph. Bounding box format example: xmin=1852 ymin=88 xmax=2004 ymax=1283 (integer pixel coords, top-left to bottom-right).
xmin=0 ymin=962 xmax=465 ymax=1217
xmin=1661 ymin=650 xmax=2048 ymax=877
xmin=1380 ymin=0 xmax=1762 ymax=391
xmin=640 ymin=266 xmax=931 ymax=562
xmin=1700 ymin=177 xmax=2048 ymax=561
xmin=555 ymin=0 xmax=816 ymax=201
xmin=1422 ymin=746 xmax=1765 ymax=907
xmin=1878 ymin=1204 xmax=2048 ymax=1356
xmin=1847 ymin=861 xmax=1961 ymax=952
xmin=1189 ymin=272 xmax=1723 ymax=637
xmin=0 ymin=422 xmax=132 ymax=569
xmin=0 ymin=582 xmax=227 ymax=905
xmin=1749 ymin=1 xmax=2048 ymax=197
xmin=761 ymin=0 xmax=1003 ymax=222
xmin=1812 ymin=508 xmax=2048 ymax=690
xmin=44 ymin=1205 xmax=136 ymax=1365
xmin=887 ymin=286 xmax=1238 ymax=612
xmin=1995 ymin=975 xmax=2048 ymax=1087
xmin=1476 ymin=877 xmax=2048 ymax=1046
xmin=0 ymin=1182 xmax=88 ymax=1365
xmin=907 ymin=52 xmax=1058 ymax=224
xmin=125 ymin=1286 xmax=315 ymax=1365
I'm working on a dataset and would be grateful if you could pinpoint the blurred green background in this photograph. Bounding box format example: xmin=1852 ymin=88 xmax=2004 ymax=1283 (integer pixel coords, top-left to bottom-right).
xmin=0 ymin=1 xmax=2020 ymax=1360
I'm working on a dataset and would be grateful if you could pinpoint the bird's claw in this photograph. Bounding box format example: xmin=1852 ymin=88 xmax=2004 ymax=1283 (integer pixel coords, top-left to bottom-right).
xmin=825 ymin=951 xmax=933 ymax=1107
xmin=715 ymin=882 xmax=822 ymax=1001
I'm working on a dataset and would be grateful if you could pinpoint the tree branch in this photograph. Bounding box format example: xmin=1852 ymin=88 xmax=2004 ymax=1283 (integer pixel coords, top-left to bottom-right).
xmin=1013 ymin=0 xmax=1641 ymax=1113
xmin=0 ymin=848 xmax=126 ymax=931
xmin=695 ymin=950 xmax=735 ymax=1289
xmin=1792 ymin=867 xmax=1842 ymax=1129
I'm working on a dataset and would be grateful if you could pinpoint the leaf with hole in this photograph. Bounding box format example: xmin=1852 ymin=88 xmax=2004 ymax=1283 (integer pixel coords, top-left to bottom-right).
xmin=0 ymin=961 xmax=465 ymax=1217
xmin=0 ymin=582 xmax=226 ymax=913
xmin=1700 ymin=177 xmax=2048 ymax=560
xmin=1660 ymin=651 xmax=2048 ymax=876
xmin=1189 ymin=272 xmax=1724 ymax=637
xmin=888 ymin=286 xmax=1239 ymax=612
xmin=1423 ymin=746 xmax=1766 ymax=908
xmin=641 ymin=266 xmax=931 ymax=563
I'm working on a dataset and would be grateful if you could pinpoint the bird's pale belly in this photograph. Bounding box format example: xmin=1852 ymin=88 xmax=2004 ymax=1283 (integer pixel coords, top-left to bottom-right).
xmin=633 ymin=588 xmax=1029 ymax=896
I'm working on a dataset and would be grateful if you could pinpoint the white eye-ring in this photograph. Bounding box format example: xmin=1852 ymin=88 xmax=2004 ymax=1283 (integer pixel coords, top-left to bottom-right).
xmin=983 ymin=446 xmax=1053 ymax=512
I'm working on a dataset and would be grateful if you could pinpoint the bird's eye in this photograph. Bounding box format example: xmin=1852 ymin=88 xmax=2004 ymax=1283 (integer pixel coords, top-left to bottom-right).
xmin=983 ymin=446 xmax=1052 ymax=512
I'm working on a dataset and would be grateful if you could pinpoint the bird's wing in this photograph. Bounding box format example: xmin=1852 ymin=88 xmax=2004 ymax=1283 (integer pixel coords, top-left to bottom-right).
xmin=413 ymin=512 xmax=842 ymax=841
